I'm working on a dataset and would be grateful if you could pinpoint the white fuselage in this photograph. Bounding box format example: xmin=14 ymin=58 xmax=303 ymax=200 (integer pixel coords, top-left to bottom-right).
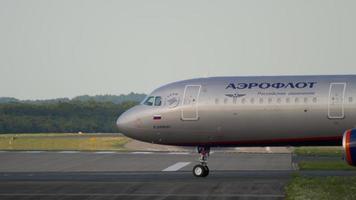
xmin=117 ymin=75 xmax=356 ymax=147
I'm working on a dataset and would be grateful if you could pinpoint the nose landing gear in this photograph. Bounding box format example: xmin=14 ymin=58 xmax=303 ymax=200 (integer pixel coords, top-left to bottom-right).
xmin=193 ymin=146 xmax=210 ymax=177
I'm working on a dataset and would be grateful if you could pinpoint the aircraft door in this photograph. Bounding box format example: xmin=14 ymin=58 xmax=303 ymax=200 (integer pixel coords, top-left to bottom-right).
xmin=181 ymin=85 xmax=201 ymax=121
xmin=328 ymin=82 xmax=346 ymax=119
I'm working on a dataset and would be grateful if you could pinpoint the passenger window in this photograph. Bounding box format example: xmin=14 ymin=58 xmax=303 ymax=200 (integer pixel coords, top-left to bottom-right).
xmin=241 ymin=98 xmax=246 ymax=104
xmin=215 ymin=98 xmax=219 ymax=105
xmin=268 ymin=98 xmax=273 ymax=104
xmin=143 ymin=96 xmax=155 ymax=106
xmin=349 ymin=97 xmax=353 ymax=103
xmin=154 ymin=96 xmax=162 ymax=106
xmin=295 ymin=98 xmax=299 ymax=103
xmin=286 ymin=98 xmax=290 ymax=103
xmin=277 ymin=98 xmax=281 ymax=104
xmin=304 ymin=97 xmax=308 ymax=103
xmin=259 ymin=98 xmax=263 ymax=104
xmin=313 ymin=97 xmax=317 ymax=103
xmin=224 ymin=98 xmax=228 ymax=104
xmin=250 ymin=98 xmax=255 ymax=104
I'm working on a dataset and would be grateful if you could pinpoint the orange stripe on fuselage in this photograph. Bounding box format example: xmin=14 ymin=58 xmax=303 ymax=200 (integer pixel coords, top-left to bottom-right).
xmin=346 ymin=131 xmax=353 ymax=165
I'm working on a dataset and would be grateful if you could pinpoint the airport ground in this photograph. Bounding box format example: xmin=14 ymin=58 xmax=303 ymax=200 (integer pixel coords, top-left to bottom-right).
xmin=0 ymin=133 xmax=355 ymax=200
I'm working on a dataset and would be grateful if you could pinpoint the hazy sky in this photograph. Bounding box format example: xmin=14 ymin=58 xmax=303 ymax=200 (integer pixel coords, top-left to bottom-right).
xmin=1 ymin=0 xmax=356 ymax=99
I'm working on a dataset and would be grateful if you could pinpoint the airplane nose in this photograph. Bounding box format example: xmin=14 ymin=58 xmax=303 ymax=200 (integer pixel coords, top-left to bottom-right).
xmin=116 ymin=112 xmax=131 ymax=134
xmin=116 ymin=107 xmax=138 ymax=136
xmin=116 ymin=105 xmax=154 ymax=143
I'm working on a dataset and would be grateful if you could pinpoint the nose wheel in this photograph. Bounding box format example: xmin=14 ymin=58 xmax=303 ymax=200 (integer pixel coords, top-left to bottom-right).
xmin=193 ymin=164 xmax=209 ymax=177
xmin=193 ymin=146 xmax=210 ymax=177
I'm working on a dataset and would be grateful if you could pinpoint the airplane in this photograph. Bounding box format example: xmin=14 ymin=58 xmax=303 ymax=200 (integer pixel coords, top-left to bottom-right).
xmin=116 ymin=75 xmax=356 ymax=177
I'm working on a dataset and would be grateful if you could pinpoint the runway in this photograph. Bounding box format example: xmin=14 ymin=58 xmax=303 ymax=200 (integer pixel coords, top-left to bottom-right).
xmin=0 ymin=151 xmax=351 ymax=200
xmin=0 ymin=172 xmax=289 ymax=200
xmin=0 ymin=151 xmax=293 ymax=172
xmin=0 ymin=151 xmax=293 ymax=200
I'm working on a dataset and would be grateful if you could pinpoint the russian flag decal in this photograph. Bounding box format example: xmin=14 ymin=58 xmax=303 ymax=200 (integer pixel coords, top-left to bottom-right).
xmin=153 ymin=115 xmax=162 ymax=120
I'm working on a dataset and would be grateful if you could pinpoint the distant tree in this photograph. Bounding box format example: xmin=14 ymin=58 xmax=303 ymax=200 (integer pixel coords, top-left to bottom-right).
xmin=0 ymin=93 xmax=146 ymax=105
xmin=72 ymin=93 xmax=146 ymax=104
xmin=0 ymin=100 xmax=138 ymax=133
xmin=0 ymin=97 xmax=19 ymax=103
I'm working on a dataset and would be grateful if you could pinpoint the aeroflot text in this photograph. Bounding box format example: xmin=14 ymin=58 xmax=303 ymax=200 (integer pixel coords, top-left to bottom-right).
xmin=226 ymin=82 xmax=317 ymax=90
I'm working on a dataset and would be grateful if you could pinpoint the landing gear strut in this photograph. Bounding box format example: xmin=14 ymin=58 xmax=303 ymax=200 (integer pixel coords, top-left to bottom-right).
xmin=193 ymin=146 xmax=210 ymax=177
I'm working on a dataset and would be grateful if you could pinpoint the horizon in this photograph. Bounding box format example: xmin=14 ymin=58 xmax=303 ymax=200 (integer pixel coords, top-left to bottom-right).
xmin=2 ymin=73 xmax=356 ymax=100
xmin=0 ymin=92 xmax=146 ymax=101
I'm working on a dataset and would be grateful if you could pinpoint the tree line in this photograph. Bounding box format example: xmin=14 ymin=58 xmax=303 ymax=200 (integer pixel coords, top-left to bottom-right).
xmin=0 ymin=100 xmax=139 ymax=134
xmin=0 ymin=93 xmax=146 ymax=104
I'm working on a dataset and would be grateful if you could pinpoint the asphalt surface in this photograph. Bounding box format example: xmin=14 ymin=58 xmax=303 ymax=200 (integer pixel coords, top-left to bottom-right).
xmin=0 ymin=172 xmax=289 ymax=200
xmin=0 ymin=151 xmax=346 ymax=200
xmin=0 ymin=151 xmax=293 ymax=172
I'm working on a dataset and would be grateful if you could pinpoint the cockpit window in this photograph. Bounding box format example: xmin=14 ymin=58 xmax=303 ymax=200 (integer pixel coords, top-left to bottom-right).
xmin=154 ymin=96 xmax=162 ymax=106
xmin=142 ymin=96 xmax=162 ymax=106
xmin=143 ymin=96 xmax=155 ymax=106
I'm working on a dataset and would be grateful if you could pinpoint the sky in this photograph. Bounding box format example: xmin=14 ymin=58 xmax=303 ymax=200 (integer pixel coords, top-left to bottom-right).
xmin=1 ymin=0 xmax=356 ymax=100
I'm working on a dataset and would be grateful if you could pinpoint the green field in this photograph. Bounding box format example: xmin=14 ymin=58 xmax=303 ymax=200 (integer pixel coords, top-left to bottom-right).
xmin=293 ymin=147 xmax=356 ymax=170
xmin=0 ymin=133 xmax=130 ymax=151
xmin=287 ymin=146 xmax=356 ymax=199
xmin=286 ymin=176 xmax=356 ymax=200
xmin=294 ymin=147 xmax=344 ymax=157
xmin=298 ymin=160 xmax=356 ymax=170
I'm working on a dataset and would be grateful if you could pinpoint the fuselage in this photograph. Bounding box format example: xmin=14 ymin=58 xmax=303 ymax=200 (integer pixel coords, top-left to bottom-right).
xmin=117 ymin=75 xmax=356 ymax=147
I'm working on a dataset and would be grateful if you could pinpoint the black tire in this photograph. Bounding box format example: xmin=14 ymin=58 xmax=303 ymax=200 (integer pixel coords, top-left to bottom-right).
xmin=203 ymin=166 xmax=209 ymax=177
xmin=193 ymin=165 xmax=206 ymax=177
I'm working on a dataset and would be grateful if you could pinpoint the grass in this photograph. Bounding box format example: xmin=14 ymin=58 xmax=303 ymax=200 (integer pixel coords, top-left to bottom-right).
xmin=286 ymin=176 xmax=356 ymax=200
xmin=294 ymin=147 xmax=344 ymax=157
xmin=0 ymin=133 xmax=81 ymax=137
xmin=294 ymin=146 xmax=356 ymax=170
xmin=0 ymin=133 xmax=130 ymax=151
xmin=298 ymin=160 xmax=356 ymax=170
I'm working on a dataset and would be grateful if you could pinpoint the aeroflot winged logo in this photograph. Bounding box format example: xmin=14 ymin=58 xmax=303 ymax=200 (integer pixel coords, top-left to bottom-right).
xmin=226 ymin=82 xmax=317 ymax=90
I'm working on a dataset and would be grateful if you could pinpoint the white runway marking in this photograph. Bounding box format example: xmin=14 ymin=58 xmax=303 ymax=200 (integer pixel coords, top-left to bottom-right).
xmin=58 ymin=151 xmax=79 ymax=154
xmin=162 ymin=162 xmax=191 ymax=171
xmin=94 ymin=151 xmax=116 ymax=154
xmin=266 ymin=147 xmax=272 ymax=153
xmin=131 ymin=152 xmax=153 ymax=154
xmin=23 ymin=151 xmax=44 ymax=153
xmin=167 ymin=152 xmax=190 ymax=155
